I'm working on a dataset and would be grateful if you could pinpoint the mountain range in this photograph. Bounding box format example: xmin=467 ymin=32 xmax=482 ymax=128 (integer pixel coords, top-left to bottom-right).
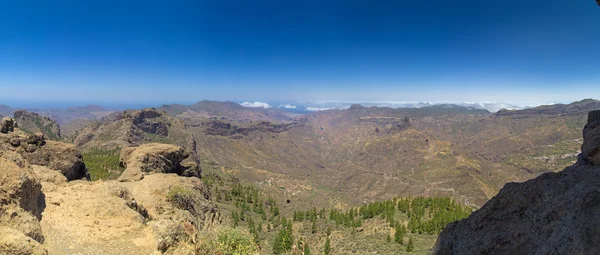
xmin=60 ymin=98 xmax=598 ymax=209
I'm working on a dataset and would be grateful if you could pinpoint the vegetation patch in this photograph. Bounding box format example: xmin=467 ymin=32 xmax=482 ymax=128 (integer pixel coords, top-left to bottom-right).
xmin=196 ymin=227 xmax=259 ymax=255
xmin=82 ymin=148 xmax=124 ymax=181
xmin=201 ymin=171 xmax=472 ymax=254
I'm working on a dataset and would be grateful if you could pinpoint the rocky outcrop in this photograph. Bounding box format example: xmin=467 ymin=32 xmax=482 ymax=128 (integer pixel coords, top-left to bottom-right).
xmin=581 ymin=110 xmax=600 ymax=165
xmin=13 ymin=110 xmax=61 ymax=140
xmin=0 ymin=155 xmax=47 ymax=254
xmin=117 ymin=143 xmax=200 ymax=182
xmin=0 ymin=226 xmax=47 ymax=255
xmin=432 ymin=110 xmax=600 ymax=254
xmin=0 ymin=123 xmax=87 ymax=181
xmin=1 ymin=117 xmax=14 ymax=134
xmin=40 ymin=174 xmax=219 ymax=255
xmin=73 ymin=108 xmax=190 ymax=150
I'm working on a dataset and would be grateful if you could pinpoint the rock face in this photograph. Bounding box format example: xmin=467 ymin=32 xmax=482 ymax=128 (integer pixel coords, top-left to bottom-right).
xmin=581 ymin=110 xmax=600 ymax=165
xmin=118 ymin=143 xmax=200 ymax=182
xmin=0 ymin=156 xmax=47 ymax=254
xmin=432 ymin=110 xmax=600 ymax=254
xmin=0 ymin=123 xmax=87 ymax=181
xmin=13 ymin=110 xmax=61 ymax=140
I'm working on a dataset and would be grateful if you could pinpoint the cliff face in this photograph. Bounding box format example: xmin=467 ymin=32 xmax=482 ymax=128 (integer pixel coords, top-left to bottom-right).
xmin=432 ymin=110 xmax=600 ymax=254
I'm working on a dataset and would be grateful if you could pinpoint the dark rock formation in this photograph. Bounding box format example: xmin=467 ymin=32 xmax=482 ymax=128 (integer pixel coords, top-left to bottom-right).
xmin=582 ymin=110 xmax=600 ymax=165
xmin=432 ymin=110 xmax=600 ymax=254
xmin=0 ymin=117 xmax=14 ymax=134
xmin=204 ymin=119 xmax=300 ymax=137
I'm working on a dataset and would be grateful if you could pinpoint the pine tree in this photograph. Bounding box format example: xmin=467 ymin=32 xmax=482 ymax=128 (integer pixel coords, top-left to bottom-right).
xmin=324 ymin=237 xmax=331 ymax=255
xmin=406 ymin=236 xmax=414 ymax=252
xmin=395 ymin=224 xmax=405 ymax=244
xmin=272 ymin=220 xmax=294 ymax=254
xmin=304 ymin=243 xmax=311 ymax=255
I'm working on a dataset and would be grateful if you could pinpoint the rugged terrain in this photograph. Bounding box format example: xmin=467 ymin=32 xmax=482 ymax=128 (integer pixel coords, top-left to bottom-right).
xmin=72 ymin=100 xmax=599 ymax=211
xmin=13 ymin=110 xmax=62 ymax=140
xmin=0 ymin=118 xmax=220 ymax=255
xmin=433 ymin=110 xmax=600 ymax=254
xmin=159 ymin=100 xmax=293 ymax=123
xmin=2 ymin=99 xmax=600 ymax=254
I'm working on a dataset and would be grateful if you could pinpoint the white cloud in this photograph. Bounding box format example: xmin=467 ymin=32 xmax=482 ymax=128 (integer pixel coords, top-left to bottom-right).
xmin=455 ymin=102 xmax=535 ymax=113
xmin=306 ymin=107 xmax=334 ymax=112
xmin=240 ymin=101 xmax=271 ymax=108
xmin=278 ymin=104 xmax=297 ymax=109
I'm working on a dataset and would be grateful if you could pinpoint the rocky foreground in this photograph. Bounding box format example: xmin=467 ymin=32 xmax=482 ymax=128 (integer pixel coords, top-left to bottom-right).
xmin=433 ymin=110 xmax=600 ymax=254
xmin=0 ymin=117 xmax=219 ymax=255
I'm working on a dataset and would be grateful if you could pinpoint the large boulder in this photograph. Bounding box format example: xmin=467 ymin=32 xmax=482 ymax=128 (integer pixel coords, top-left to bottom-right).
xmin=0 ymin=156 xmax=47 ymax=252
xmin=21 ymin=140 xmax=87 ymax=181
xmin=432 ymin=110 xmax=600 ymax=254
xmin=0 ymin=129 xmax=88 ymax=181
xmin=118 ymin=143 xmax=200 ymax=182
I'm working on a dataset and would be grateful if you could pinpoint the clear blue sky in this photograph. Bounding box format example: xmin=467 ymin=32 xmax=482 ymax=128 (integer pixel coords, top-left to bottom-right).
xmin=1 ymin=0 xmax=599 ymax=107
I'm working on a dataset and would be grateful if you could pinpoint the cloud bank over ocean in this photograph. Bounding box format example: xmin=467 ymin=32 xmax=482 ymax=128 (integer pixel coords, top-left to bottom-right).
xmin=239 ymin=100 xmax=545 ymax=113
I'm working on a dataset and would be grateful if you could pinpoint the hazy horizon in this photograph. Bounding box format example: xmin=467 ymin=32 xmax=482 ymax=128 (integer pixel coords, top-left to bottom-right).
xmin=1 ymin=98 xmax=595 ymax=114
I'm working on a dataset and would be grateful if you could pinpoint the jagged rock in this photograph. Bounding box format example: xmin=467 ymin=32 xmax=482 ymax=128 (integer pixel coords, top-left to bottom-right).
xmin=581 ymin=110 xmax=600 ymax=165
xmin=0 ymin=156 xmax=46 ymax=247
xmin=21 ymin=141 xmax=87 ymax=181
xmin=26 ymin=132 xmax=45 ymax=146
xmin=1 ymin=117 xmax=14 ymax=134
xmin=186 ymin=134 xmax=197 ymax=154
xmin=432 ymin=110 xmax=600 ymax=254
xmin=118 ymin=143 xmax=199 ymax=182
xmin=0 ymin=129 xmax=87 ymax=181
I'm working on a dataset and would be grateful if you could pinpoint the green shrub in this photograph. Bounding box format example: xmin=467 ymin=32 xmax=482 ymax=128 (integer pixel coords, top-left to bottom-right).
xmin=166 ymin=186 xmax=194 ymax=209
xmin=196 ymin=227 xmax=258 ymax=255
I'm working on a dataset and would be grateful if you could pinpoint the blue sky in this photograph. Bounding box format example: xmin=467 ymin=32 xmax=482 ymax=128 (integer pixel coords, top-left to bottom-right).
xmin=1 ymin=0 xmax=599 ymax=107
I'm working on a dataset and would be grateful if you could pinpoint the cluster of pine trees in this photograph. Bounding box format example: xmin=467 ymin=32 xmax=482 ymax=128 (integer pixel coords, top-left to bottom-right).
xmin=82 ymin=148 xmax=124 ymax=180
xmin=204 ymin=171 xmax=471 ymax=254
xmin=403 ymin=197 xmax=471 ymax=234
